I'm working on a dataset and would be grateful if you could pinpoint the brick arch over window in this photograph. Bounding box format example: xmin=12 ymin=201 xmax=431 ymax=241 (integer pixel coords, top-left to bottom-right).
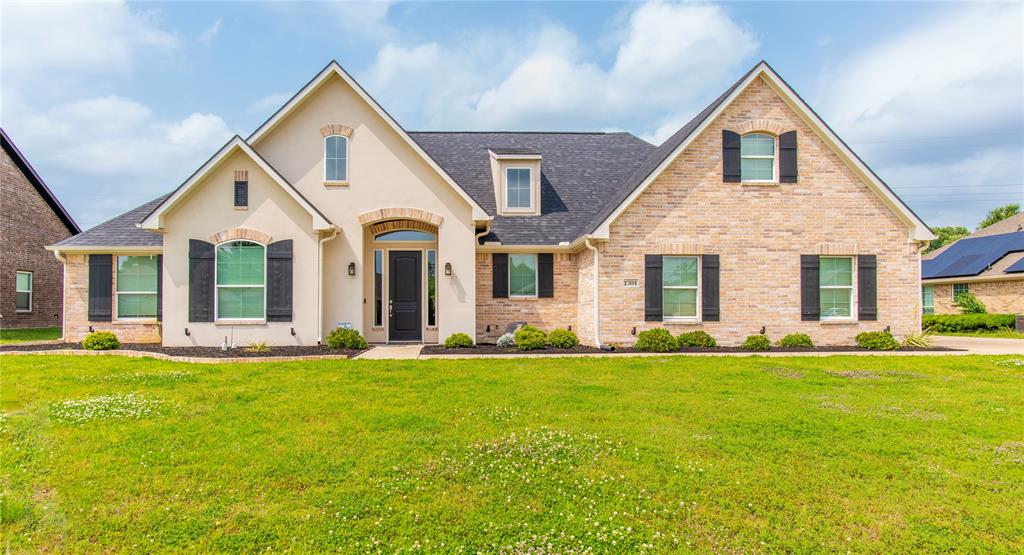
xmin=358 ymin=208 xmax=444 ymax=227
xmin=208 ymin=227 xmax=273 ymax=245
xmin=736 ymin=119 xmax=787 ymax=136
xmin=320 ymin=124 xmax=354 ymax=138
xmin=368 ymin=219 xmax=439 ymax=237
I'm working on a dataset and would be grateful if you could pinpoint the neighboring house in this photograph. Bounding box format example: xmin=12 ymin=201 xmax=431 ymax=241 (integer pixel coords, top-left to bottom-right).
xmin=921 ymin=214 xmax=1024 ymax=314
xmin=1 ymin=129 xmax=80 ymax=329
xmin=48 ymin=60 xmax=934 ymax=347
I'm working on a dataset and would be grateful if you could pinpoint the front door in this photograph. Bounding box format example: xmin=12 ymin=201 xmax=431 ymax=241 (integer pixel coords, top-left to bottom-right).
xmin=388 ymin=250 xmax=422 ymax=341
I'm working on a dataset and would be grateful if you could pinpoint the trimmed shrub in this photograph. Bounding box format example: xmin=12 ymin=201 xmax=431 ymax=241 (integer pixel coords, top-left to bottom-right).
xmin=741 ymin=334 xmax=771 ymax=351
xmin=548 ymin=328 xmax=579 ymax=349
xmin=776 ymin=333 xmax=813 ymax=348
xmin=635 ymin=328 xmax=678 ymax=352
xmin=855 ymin=330 xmax=899 ymax=351
xmin=954 ymin=291 xmax=987 ymax=314
xmin=326 ymin=328 xmax=368 ymax=350
xmin=515 ymin=325 xmax=548 ymax=351
xmin=82 ymin=331 xmax=119 ymax=351
xmin=443 ymin=333 xmax=474 ymax=348
xmin=496 ymin=333 xmax=516 ymax=348
xmin=677 ymin=330 xmax=717 ymax=348
xmin=922 ymin=313 xmax=1014 ymax=333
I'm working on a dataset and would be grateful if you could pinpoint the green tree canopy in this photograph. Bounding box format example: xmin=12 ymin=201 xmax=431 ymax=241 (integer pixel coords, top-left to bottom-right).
xmin=923 ymin=226 xmax=969 ymax=254
xmin=978 ymin=203 xmax=1020 ymax=230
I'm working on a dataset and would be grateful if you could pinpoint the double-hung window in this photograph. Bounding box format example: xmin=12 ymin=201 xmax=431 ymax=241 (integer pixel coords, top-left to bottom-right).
xmin=506 ymin=167 xmax=532 ymax=210
xmin=325 ymin=135 xmax=348 ymax=182
xmin=216 ymin=241 xmax=266 ymax=319
xmin=740 ymin=133 xmax=775 ymax=182
xmin=663 ymin=256 xmax=699 ymax=319
xmin=116 ymin=256 xmax=158 ymax=318
xmin=15 ymin=271 xmax=32 ymax=312
xmin=952 ymin=283 xmax=969 ymax=301
xmin=820 ymin=257 xmax=854 ymax=319
xmin=508 ymin=254 xmax=537 ymax=297
xmin=922 ymin=285 xmax=934 ymax=315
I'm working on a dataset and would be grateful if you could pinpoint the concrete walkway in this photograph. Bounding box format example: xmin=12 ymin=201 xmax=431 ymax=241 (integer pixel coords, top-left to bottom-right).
xmin=352 ymin=344 xmax=425 ymax=360
xmin=930 ymin=335 xmax=1024 ymax=355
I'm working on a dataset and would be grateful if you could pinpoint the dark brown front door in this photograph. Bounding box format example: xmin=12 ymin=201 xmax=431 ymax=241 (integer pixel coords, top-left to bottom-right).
xmin=388 ymin=251 xmax=422 ymax=341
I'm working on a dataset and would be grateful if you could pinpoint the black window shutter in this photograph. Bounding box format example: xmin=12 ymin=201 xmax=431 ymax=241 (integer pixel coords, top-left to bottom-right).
xmin=538 ymin=253 xmax=554 ymax=298
xmin=156 ymin=254 xmax=163 ymax=321
xmin=701 ymin=254 xmax=720 ymax=321
xmin=800 ymin=255 xmax=820 ymax=321
xmin=266 ymin=240 xmax=293 ymax=322
xmin=88 ymin=254 xmax=112 ymax=322
xmin=722 ymin=130 xmax=741 ymax=182
xmin=492 ymin=253 xmax=508 ymax=298
xmin=779 ymin=131 xmax=797 ymax=183
xmin=858 ymin=255 xmax=878 ymax=321
xmin=234 ymin=181 xmax=248 ymax=207
xmin=188 ymin=239 xmax=215 ymax=322
xmin=645 ymin=255 xmax=663 ymax=322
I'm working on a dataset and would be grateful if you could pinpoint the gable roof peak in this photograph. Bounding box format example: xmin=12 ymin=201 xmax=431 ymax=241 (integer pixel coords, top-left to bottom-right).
xmin=1 ymin=128 xmax=80 ymax=234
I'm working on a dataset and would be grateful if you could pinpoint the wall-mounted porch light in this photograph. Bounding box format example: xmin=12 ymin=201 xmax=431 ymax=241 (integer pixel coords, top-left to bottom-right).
xmin=348 ymin=262 xmax=356 ymax=276
xmin=444 ymin=262 xmax=452 ymax=276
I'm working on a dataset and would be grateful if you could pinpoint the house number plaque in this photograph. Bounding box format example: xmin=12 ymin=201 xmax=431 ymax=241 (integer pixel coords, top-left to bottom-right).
xmin=623 ymin=279 xmax=639 ymax=288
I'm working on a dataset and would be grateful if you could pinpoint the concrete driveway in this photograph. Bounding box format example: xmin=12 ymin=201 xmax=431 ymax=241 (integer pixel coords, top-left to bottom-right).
xmin=931 ymin=335 xmax=1024 ymax=355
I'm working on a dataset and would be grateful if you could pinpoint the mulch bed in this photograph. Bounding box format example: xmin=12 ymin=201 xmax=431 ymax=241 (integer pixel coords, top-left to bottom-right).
xmin=0 ymin=342 xmax=368 ymax=359
xmin=421 ymin=344 xmax=960 ymax=356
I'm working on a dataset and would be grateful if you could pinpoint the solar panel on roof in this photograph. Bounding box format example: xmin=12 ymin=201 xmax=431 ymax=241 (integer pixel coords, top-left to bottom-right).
xmin=1005 ymin=257 xmax=1024 ymax=274
xmin=922 ymin=230 xmax=1024 ymax=279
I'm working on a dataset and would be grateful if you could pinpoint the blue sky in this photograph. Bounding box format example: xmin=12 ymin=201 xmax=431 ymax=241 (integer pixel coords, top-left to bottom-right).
xmin=2 ymin=1 xmax=1021 ymax=232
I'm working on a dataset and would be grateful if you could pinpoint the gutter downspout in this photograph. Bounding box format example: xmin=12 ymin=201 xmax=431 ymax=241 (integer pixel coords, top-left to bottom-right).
xmin=584 ymin=238 xmax=604 ymax=348
xmin=474 ymin=220 xmax=492 ymax=243
xmin=317 ymin=227 xmax=340 ymax=344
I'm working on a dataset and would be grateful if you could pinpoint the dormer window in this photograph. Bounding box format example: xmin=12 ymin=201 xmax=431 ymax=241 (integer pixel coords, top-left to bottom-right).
xmin=325 ymin=135 xmax=348 ymax=182
xmin=506 ymin=167 xmax=532 ymax=210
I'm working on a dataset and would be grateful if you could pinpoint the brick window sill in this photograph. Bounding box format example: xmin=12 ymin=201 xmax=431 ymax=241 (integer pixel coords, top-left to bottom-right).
xmin=663 ymin=320 xmax=703 ymax=326
xmin=820 ymin=319 xmax=859 ymax=325
xmin=324 ymin=181 xmax=349 ymax=187
xmin=741 ymin=181 xmax=780 ymax=187
xmin=215 ymin=320 xmax=267 ymax=326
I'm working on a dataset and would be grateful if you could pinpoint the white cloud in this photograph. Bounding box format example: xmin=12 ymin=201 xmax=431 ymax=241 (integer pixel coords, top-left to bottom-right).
xmin=329 ymin=0 xmax=394 ymax=40
xmin=198 ymin=19 xmax=222 ymax=46
xmin=247 ymin=92 xmax=293 ymax=114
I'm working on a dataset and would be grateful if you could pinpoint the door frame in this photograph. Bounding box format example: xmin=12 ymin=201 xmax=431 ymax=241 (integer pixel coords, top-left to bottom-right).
xmin=383 ymin=247 xmax=435 ymax=343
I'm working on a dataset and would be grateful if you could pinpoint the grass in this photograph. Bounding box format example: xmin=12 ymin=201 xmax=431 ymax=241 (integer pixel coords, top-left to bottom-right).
xmin=0 ymin=327 xmax=60 ymax=345
xmin=2 ymin=354 xmax=1023 ymax=553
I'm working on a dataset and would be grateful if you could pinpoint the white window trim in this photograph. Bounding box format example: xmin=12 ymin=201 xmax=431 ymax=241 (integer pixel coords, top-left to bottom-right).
xmin=952 ymin=283 xmax=969 ymax=301
xmin=820 ymin=256 xmax=856 ymax=321
xmin=115 ymin=256 xmax=159 ymax=320
xmin=662 ymin=256 xmax=701 ymax=322
xmin=324 ymin=134 xmax=349 ymax=183
xmin=15 ymin=271 xmax=32 ymax=313
xmin=740 ymin=132 xmax=777 ymax=183
xmin=504 ymin=167 xmax=534 ymax=212
xmin=508 ymin=253 xmax=538 ymax=298
xmin=214 ymin=240 xmax=268 ymax=322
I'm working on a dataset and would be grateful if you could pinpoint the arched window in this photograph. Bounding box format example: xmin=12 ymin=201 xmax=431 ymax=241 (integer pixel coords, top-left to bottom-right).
xmin=216 ymin=240 xmax=266 ymax=319
xmin=740 ymin=133 xmax=775 ymax=182
xmin=325 ymin=135 xmax=348 ymax=182
xmin=374 ymin=230 xmax=436 ymax=241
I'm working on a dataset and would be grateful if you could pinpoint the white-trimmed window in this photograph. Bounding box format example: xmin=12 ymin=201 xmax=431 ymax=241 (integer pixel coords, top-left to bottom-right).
xmin=740 ymin=133 xmax=775 ymax=182
xmin=325 ymin=135 xmax=348 ymax=182
xmin=373 ymin=249 xmax=383 ymax=327
xmin=922 ymin=285 xmax=934 ymax=315
xmin=952 ymin=283 xmax=969 ymax=301
xmin=820 ymin=256 xmax=854 ymax=319
xmin=216 ymin=241 xmax=266 ymax=320
xmin=15 ymin=271 xmax=32 ymax=312
xmin=116 ymin=256 xmax=158 ymax=319
xmin=506 ymin=167 xmax=532 ymax=210
xmin=509 ymin=254 xmax=537 ymax=297
xmin=427 ymin=250 xmax=437 ymax=327
xmin=663 ymin=256 xmax=699 ymax=320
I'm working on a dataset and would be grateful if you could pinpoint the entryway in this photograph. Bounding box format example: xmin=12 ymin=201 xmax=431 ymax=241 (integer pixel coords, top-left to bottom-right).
xmin=388 ymin=250 xmax=422 ymax=341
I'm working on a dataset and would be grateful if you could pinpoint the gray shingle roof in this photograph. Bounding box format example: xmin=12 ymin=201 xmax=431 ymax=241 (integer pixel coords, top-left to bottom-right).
xmin=410 ymin=132 xmax=654 ymax=245
xmin=53 ymin=195 xmax=167 ymax=248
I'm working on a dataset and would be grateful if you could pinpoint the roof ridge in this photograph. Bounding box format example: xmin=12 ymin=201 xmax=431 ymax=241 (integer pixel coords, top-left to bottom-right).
xmin=1 ymin=127 xmax=80 ymax=234
xmin=408 ymin=131 xmax=633 ymax=135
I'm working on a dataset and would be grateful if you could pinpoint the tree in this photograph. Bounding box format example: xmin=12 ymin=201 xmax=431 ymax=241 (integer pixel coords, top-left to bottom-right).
xmin=978 ymin=203 xmax=1020 ymax=230
xmin=923 ymin=226 xmax=969 ymax=254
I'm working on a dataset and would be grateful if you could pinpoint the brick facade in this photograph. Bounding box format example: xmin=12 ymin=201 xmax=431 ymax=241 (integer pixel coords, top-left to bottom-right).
xmin=594 ymin=77 xmax=921 ymax=346
xmin=928 ymin=280 xmax=1024 ymax=315
xmin=475 ymin=252 xmax=579 ymax=342
xmin=63 ymin=254 xmax=162 ymax=343
xmin=0 ymin=147 xmax=74 ymax=329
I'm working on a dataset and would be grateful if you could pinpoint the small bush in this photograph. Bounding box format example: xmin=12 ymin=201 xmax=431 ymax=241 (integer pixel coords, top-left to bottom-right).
xmin=635 ymin=328 xmax=678 ymax=352
xmin=82 ymin=331 xmax=119 ymax=351
xmin=677 ymin=330 xmax=717 ymax=348
xmin=548 ymin=328 xmax=579 ymax=349
xmin=855 ymin=330 xmax=899 ymax=351
xmin=496 ymin=333 xmax=516 ymax=348
xmin=901 ymin=332 xmax=933 ymax=348
xmin=246 ymin=340 xmax=270 ymax=353
xmin=741 ymin=334 xmax=771 ymax=351
xmin=515 ymin=325 xmax=548 ymax=351
xmin=326 ymin=328 xmax=368 ymax=350
xmin=922 ymin=313 xmax=1014 ymax=333
xmin=443 ymin=333 xmax=474 ymax=348
xmin=955 ymin=291 xmax=987 ymax=314
xmin=776 ymin=333 xmax=814 ymax=348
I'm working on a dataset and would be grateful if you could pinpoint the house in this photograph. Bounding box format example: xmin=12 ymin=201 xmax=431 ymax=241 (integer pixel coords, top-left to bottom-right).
xmin=921 ymin=214 xmax=1024 ymax=314
xmin=1 ymin=129 xmax=80 ymax=330
xmin=47 ymin=60 xmax=934 ymax=347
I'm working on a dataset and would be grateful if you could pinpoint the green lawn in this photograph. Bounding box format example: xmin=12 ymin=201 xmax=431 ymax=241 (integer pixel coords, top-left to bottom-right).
xmin=2 ymin=354 xmax=1022 ymax=552
xmin=0 ymin=327 xmax=61 ymax=345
